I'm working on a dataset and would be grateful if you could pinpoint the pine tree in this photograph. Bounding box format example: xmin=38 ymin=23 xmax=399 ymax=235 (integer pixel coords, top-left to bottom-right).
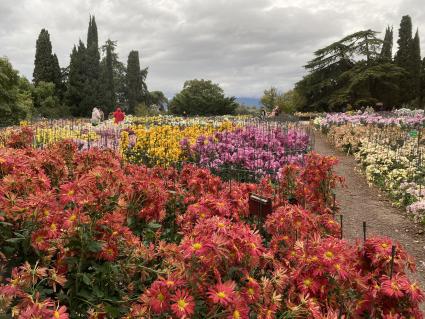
xmin=410 ymin=30 xmax=422 ymax=100
xmin=100 ymin=40 xmax=115 ymax=114
xmin=380 ymin=26 xmax=393 ymax=61
xmin=127 ymin=50 xmax=148 ymax=114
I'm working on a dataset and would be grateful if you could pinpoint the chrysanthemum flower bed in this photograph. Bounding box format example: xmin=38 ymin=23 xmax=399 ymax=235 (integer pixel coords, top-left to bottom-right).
xmin=314 ymin=111 xmax=425 ymax=225
xmin=0 ymin=130 xmax=423 ymax=318
xmin=181 ymin=126 xmax=311 ymax=178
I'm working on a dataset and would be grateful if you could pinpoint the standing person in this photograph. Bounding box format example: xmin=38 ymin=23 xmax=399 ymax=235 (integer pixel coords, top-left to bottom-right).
xmin=113 ymin=107 xmax=125 ymax=124
xmin=91 ymin=107 xmax=101 ymax=126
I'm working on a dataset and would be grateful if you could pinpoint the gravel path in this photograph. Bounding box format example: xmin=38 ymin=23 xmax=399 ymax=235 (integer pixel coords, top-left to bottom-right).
xmin=314 ymin=131 xmax=425 ymax=308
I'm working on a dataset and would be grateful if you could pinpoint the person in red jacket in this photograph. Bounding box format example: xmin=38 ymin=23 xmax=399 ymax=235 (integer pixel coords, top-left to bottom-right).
xmin=113 ymin=107 xmax=125 ymax=124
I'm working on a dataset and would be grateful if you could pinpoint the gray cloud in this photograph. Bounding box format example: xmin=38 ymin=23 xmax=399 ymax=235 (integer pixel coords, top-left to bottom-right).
xmin=1 ymin=0 xmax=424 ymax=98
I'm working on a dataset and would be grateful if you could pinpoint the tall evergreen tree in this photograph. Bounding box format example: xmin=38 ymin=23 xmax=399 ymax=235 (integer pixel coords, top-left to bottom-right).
xmin=51 ymin=53 xmax=65 ymax=100
xmin=380 ymin=26 xmax=393 ymax=61
xmin=66 ymin=41 xmax=87 ymax=116
xmin=420 ymin=58 xmax=425 ymax=107
xmin=33 ymin=29 xmax=64 ymax=105
xmin=395 ymin=15 xmax=413 ymax=67
xmin=126 ymin=50 xmax=148 ymax=113
xmin=82 ymin=15 xmax=101 ymax=114
xmin=33 ymin=29 xmax=54 ymax=85
xmin=100 ymin=39 xmax=115 ymax=114
xmin=101 ymin=40 xmax=127 ymax=107
xmin=395 ymin=15 xmax=414 ymax=102
xmin=410 ymin=30 xmax=422 ymax=100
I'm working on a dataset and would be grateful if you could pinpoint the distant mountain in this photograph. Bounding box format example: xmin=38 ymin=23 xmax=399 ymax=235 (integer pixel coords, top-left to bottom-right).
xmin=236 ymin=97 xmax=261 ymax=108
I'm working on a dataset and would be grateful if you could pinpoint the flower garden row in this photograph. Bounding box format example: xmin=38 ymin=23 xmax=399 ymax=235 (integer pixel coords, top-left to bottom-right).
xmin=0 ymin=128 xmax=423 ymax=318
xmin=1 ymin=116 xmax=312 ymax=179
xmin=315 ymin=111 xmax=425 ymax=226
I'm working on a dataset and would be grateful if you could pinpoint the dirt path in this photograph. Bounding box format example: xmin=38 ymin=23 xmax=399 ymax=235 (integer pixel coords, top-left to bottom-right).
xmin=313 ymin=131 xmax=425 ymax=297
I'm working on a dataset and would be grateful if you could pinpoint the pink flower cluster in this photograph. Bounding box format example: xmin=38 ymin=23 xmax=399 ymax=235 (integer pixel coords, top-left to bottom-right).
xmin=181 ymin=126 xmax=311 ymax=176
xmin=319 ymin=112 xmax=425 ymax=129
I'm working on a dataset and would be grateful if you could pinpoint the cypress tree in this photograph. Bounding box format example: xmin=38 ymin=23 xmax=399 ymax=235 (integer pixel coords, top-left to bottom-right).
xmin=33 ymin=29 xmax=55 ymax=85
xmin=100 ymin=40 xmax=115 ymax=114
xmin=87 ymin=15 xmax=99 ymax=49
xmin=67 ymin=42 xmax=87 ymax=116
xmin=34 ymin=29 xmax=64 ymax=101
xmin=380 ymin=26 xmax=393 ymax=61
xmin=420 ymin=58 xmax=425 ymax=107
xmin=395 ymin=15 xmax=414 ymax=103
xmin=395 ymin=15 xmax=412 ymax=67
xmin=127 ymin=50 xmax=141 ymax=114
xmin=410 ymin=30 xmax=422 ymax=101
xmin=82 ymin=15 xmax=101 ymax=116
xmin=52 ymin=53 xmax=65 ymax=100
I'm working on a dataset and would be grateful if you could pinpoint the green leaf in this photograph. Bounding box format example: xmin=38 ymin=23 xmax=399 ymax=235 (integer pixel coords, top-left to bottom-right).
xmin=5 ymin=237 xmax=25 ymax=243
xmin=105 ymin=303 xmax=122 ymax=317
xmin=82 ymin=273 xmax=91 ymax=286
xmin=0 ymin=221 xmax=13 ymax=226
xmin=148 ymin=222 xmax=161 ymax=229
xmin=87 ymin=240 xmax=103 ymax=252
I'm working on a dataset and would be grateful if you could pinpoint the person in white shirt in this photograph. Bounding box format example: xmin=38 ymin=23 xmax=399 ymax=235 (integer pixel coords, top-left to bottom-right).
xmin=91 ymin=107 xmax=102 ymax=126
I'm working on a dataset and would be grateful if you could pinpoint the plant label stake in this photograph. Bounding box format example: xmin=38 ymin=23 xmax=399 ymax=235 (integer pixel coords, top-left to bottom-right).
xmin=390 ymin=245 xmax=396 ymax=279
xmin=363 ymin=221 xmax=367 ymax=242
xmin=339 ymin=215 xmax=343 ymax=239
xmin=409 ymin=130 xmax=418 ymax=138
xmin=249 ymin=193 xmax=272 ymax=217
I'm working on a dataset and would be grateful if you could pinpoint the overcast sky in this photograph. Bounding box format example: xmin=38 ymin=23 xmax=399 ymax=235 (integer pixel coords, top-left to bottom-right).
xmin=1 ymin=0 xmax=424 ymax=98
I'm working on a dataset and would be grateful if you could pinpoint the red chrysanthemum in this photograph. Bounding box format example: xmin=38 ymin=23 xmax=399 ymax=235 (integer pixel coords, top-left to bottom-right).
xmin=171 ymin=289 xmax=195 ymax=318
xmin=207 ymin=281 xmax=236 ymax=306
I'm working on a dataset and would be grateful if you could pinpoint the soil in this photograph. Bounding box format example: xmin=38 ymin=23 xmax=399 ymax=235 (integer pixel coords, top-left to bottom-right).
xmin=313 ymin=131 xmax=425 ymax=310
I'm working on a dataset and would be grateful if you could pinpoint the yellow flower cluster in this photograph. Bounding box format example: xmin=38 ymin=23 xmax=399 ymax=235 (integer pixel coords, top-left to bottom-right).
xmin=121 ymin=121 xmax=234 ymax=166
xmin=34 ymin=127 xmax=99 ymax=146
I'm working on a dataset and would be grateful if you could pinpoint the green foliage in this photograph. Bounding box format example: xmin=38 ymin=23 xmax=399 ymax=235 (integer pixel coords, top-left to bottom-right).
xmin=33 ymin=29 xmax=54 ymax=84
xmin=100 ymin=39 xmax=116 ymax=114
xmin=380 ymin=26 xmax=393 ymax=61
xmin=261 ymin=87 xmax=279 ymax=111
xmin=395 ymin=16 xmax=413 ymax=69
xmin=169 ymin=79 xmax=237 ymax=115
xmin=67 ymin=42 xmax=87 ymax=117
xmin=0 ymin=58 xmax=34 ymax=125
xmin=100 ymin=40 xmax=127 ymax=112
xmin=278 ymin=89 xmax=305 ymax=114
xmin=83 ymin=15 xmax=101 ymax=116
xmin=126 ymin=51 xmax=148 ymax=114
xmin=395 ymin=15 xmax=419 ymax=103
xmin=66 ymin=16 xmax=101 ymax=117
xmin=33 ymin=29 xmax=63 ymax=99
xmin=17 ymin=77 xmax=35 ymax=119
xmin=234 ymin=104 xmax=260 ymax=115
xmin=32 ymin=81 xmax=69 ymax=118
xmin=421 ymin=58 xmax=425 ymax=105
xmin=261 ymin=88 xmax=303 ymax=114
xmin=134 ymin=102 xmax=160 ymax=116
xmin=149 ymin=90 xmax=168 ymax=111
xmin=410 ymin=31 xmax=422 ymax=99
xmin=296 ymin=20 xmax=423 ymax=112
